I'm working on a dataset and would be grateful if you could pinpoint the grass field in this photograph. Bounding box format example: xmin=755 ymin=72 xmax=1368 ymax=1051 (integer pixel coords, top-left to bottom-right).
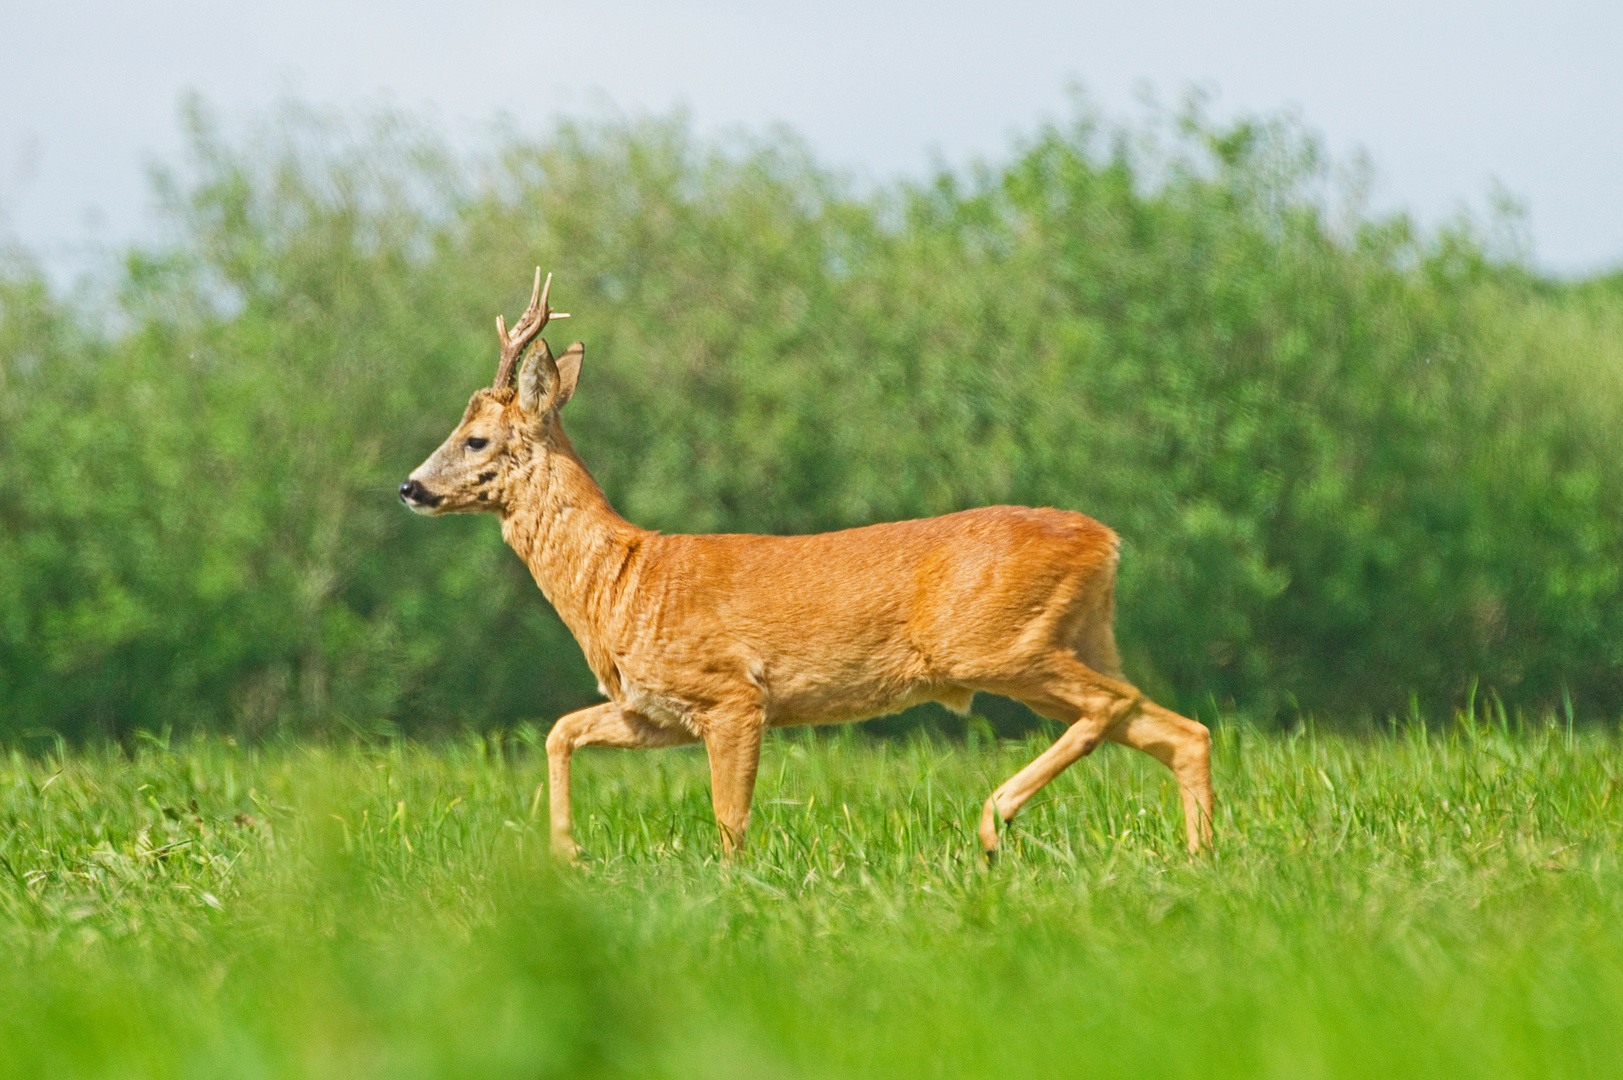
xmin=2 ymin=717 xmax=1620 ymax=1079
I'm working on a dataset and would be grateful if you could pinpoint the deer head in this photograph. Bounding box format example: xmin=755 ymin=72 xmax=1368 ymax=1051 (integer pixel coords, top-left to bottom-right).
xmin=399 ymin=269 xmax=583 ymax=515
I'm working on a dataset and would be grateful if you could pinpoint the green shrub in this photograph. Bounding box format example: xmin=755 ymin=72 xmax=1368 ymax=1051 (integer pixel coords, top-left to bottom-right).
xmin=2 ymin=97 xmax=1619 ymax=738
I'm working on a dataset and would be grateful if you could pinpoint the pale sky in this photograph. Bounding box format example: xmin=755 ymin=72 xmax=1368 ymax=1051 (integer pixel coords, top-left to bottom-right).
xmin=3 ymin=0 xmax=1620 ymax=285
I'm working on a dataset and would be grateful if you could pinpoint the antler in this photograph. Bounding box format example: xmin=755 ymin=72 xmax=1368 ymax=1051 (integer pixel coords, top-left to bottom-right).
xmin=493 ymin=268 xmax=569 ymax=390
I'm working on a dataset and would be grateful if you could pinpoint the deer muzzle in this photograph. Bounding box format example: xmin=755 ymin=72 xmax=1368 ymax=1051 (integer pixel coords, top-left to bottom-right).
xmin=398 ymin=479 xmax=443 ymax=513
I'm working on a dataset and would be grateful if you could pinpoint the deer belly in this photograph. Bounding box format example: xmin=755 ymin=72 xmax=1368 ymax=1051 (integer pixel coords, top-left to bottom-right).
xmin=765 ymin=679 xmax=972 ymax=728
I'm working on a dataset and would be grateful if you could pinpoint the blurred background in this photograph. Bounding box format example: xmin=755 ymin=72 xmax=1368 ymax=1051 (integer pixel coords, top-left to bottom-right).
xmin=2 ymin=1 xmax=1620 ymax=740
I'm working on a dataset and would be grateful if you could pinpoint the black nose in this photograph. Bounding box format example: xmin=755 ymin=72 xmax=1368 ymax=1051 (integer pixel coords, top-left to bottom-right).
xmin=399 ymin=479 xmax=431 ymax=504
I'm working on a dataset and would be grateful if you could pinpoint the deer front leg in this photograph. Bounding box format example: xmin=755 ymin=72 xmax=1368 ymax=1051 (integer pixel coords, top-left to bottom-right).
xmin=698 ymin=705 xmax=766 ymax=858
xmin=546 ymin=702 xmax=698 ymax=860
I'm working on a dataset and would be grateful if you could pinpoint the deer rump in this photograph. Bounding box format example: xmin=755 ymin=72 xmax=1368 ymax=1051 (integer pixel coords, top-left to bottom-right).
xmin=600 ymin=505 xmax=1122 ymax=735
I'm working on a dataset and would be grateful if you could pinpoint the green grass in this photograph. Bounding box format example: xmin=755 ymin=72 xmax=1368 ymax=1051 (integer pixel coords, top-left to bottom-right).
xmin=3 ymin=719 xmax=1621 ymax=1078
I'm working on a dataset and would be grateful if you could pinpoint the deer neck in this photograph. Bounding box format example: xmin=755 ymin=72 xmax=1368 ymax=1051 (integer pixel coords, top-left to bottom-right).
xmin=499 ymin=427 xmax=644 ymax=680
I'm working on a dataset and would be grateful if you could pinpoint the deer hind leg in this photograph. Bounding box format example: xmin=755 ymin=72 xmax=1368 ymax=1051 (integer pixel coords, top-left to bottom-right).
xmin=1106 ymin=702 xmax=1214 ymax=854
xmin=975 ymin=648 xmax=1215 ymax=858
xmin=976 ymin=652 xmax=1143 ymax=857
xmin=546 ymin=703 xmax=698 ymax=861
xmin=1070 ymin=615 xmax=1214 ymax=852
xmin=1071 ymin=612 xmax=1126 ymax=680
xmin=698 ymin=705 xmax=767 ymax=859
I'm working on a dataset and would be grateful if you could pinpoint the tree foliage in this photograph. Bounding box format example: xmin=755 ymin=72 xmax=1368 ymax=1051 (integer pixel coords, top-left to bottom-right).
xmin=2 ymin=98 xmax=1620 ymax=738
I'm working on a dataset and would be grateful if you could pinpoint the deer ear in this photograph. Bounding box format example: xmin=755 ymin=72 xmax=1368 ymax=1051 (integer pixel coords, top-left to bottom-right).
xmin=518 ymin=338 xmax=559 ymax=414
xmin=554 ymin=342 xmax=584 ymax=409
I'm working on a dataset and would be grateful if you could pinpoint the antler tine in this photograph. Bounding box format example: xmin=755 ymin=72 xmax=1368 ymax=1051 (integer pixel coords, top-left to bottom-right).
xmin=493 ymin=267 xmax=570 ymax=390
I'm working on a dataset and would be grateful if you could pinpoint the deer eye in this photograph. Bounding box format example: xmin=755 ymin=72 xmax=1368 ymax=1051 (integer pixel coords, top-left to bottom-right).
xmin=464 ymin=437 xmax=488 ymax=451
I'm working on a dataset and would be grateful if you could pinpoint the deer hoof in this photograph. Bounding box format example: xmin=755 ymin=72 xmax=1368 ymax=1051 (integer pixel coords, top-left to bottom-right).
xmin=977 ymin=795 xmax=1003 ymax=852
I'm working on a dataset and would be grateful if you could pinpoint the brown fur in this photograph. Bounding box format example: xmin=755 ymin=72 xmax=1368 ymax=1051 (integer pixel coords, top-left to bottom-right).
xmin=403 ymin=282 xmax=1214 ymax=859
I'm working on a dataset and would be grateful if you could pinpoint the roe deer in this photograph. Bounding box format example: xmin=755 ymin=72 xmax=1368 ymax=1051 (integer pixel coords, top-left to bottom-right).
xmin=400 ymin=270 xmax=1214 ymax=859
